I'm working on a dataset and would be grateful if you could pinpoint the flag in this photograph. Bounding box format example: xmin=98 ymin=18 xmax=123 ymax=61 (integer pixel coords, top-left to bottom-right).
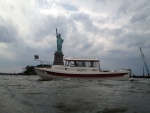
xmin=34 ymin=55 xmax=39 ymax=59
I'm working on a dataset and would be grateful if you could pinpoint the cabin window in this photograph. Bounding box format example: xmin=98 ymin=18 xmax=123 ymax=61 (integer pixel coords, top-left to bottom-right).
xmin=76 ymin=61 xmax=87 ymax=67
xmin=88 ymin=61 xmax=97 ymax=67
xmin=70 ymin=61 xmax=87 ymax=67
xmin=70 ymin=61 xmax=75 ymax=67
xmin=65 ymin=61 xmax=69 ymax=66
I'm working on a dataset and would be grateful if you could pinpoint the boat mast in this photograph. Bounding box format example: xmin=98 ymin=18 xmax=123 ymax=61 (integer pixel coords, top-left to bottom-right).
xmin=139 ymin=47 xmax=150 ymax=76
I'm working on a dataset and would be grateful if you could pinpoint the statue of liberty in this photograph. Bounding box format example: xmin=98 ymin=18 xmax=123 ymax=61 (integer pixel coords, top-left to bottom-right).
xmin=56 ymin=29 xmax=64 ymax=52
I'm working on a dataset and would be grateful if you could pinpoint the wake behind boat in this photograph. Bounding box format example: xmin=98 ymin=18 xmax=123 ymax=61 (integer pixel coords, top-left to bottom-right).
xmin=34 ymin=29 xmax=131 ymax=80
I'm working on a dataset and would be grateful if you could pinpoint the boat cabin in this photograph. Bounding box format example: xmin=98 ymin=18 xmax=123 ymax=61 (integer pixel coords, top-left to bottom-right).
xmin=64 ymin=57 xmax=99 ymax=67
xmin=63 ymin=57 xmax=100 ymax=72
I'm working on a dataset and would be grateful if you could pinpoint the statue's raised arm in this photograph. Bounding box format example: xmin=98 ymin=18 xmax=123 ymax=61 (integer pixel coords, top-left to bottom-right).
xmin=56 ymin=29 xmax=64 ymax=52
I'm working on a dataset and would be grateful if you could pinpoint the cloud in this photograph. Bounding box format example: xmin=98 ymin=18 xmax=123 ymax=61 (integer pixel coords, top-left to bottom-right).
xmin=0 ymin=0 xmax=150 ymax=75
xmin=0 ymin=17 xmax=18 ymax=43
xmin=61 ymin=3 xmax=77 ymax=11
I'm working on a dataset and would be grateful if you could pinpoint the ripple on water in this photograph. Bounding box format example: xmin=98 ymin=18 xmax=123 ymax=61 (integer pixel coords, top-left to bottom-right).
xmin=97 ymin=107 xmax=127 ymax=113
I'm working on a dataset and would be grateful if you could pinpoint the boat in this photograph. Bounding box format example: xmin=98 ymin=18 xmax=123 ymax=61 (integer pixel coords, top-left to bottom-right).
xmin=35 ymin=57 xmax=131 ymax=80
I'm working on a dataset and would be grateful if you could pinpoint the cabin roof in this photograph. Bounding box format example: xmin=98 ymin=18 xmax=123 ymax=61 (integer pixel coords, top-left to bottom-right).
xmin=64 ymin=57 xmax=99 ymax=61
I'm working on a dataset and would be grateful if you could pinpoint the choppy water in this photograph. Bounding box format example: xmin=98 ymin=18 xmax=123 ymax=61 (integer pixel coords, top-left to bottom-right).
xmin=0 ymin=75 xmax=150 ymax=113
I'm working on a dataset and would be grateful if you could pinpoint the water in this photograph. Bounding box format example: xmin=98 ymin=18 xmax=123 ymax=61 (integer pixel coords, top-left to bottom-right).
xmin=0 ymin=75 xmax=150 ymax=113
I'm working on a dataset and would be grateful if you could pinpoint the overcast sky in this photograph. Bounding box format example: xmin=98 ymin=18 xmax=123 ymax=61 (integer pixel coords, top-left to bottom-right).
xmin=0 ymin=0 xmax=150 ymax=75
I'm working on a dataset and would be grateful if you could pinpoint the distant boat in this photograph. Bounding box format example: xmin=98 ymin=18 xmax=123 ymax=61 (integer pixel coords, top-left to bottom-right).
xmin=35 ymin=57 xmax=131 ymax=80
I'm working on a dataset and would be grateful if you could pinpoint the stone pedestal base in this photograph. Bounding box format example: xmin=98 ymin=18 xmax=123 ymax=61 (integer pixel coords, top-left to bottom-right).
xmin=53 ymin=51 xmax=64 ymax=65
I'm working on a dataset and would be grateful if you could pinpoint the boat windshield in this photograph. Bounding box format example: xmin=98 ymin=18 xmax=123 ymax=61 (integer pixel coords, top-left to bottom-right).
xmin=70 ymin=61 xmax=87 ymax=67
xmin=65 ymin=60 xmax=98 ymax=67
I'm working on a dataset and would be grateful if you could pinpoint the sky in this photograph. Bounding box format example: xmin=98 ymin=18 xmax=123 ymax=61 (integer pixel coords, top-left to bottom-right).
xmin=0 ymin=0 xmax=150 ymax=75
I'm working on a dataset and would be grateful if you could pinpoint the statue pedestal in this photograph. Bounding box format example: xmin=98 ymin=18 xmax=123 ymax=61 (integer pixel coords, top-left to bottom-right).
xmin=53 ymin=51 xmax=64 ymax=65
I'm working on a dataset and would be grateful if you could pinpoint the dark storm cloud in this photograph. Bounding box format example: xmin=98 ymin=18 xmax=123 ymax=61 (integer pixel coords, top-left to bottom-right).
xmin=114 ymin=32 xmax=150 ymax=48
xmin=100 ymin=28 xmax=123 ymax=37
xmin=71 ymin=13 xmax=99 ymax=33
xmin=37 ymin=0 xmax=48 ymax=7
xmin=131 ymin=11 xmax=150 ymax=24
xmin=0 ymin=0 xmax=150 ymax=75
xmin=130 ymin=0 xmax=150 ymax=26
xmin=116 ymin=0 xmax=131 ymax=16
xmin=127 ymin=33 xmax=150 ymax=48
xmin=73 ymin=34 xmax=93 ymax=51
xmin=32 ymin=15 xmax=59 ymax=41
xmin=61 ymin=3 xmax=77 ymax=11
xmin=25 ymin=14 xmax=68 ymax=44
xmin=0 ymin=17 xmax=18 ymax=43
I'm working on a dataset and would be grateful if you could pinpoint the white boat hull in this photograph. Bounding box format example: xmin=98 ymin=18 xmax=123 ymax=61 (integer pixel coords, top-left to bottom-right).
xmin=35 ymin=67 xmax=131 ymax=81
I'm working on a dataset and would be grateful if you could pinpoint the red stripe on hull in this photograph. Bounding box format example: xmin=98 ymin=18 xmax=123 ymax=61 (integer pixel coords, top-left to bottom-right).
xmin=46 ymin=71 xmax=128 ymax=78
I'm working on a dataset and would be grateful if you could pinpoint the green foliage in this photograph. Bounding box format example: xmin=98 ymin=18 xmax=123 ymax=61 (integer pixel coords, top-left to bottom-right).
xmin=23 ymin=64 xmax=51 ymax=75
xmin=23 ymin=65 xmax=36 ymax=75
xmin=0 ymin=64 xmax=51 ymax=75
